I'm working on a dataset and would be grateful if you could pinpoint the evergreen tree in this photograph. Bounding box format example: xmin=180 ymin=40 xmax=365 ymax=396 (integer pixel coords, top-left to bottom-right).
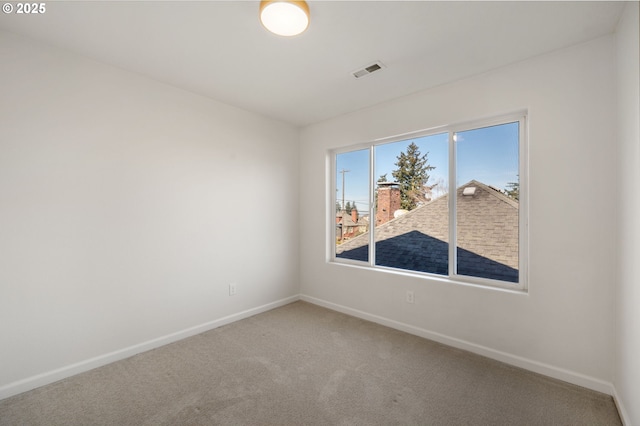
xmin=344 ymin=201 xmax=353 ymax=214
xmin=392 ymin=142 xmax=435 ymax=210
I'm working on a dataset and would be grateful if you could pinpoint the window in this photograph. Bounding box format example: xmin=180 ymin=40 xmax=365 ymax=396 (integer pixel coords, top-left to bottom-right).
xmin=332 ymin=113 xmax=527 ymax=290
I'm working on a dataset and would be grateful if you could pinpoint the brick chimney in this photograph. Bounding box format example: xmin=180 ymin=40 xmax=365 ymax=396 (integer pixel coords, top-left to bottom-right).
xmin=376 ymin=182 xmax=401 ymax=226
xmin=351 ymin=208 xmax=358 ymax=223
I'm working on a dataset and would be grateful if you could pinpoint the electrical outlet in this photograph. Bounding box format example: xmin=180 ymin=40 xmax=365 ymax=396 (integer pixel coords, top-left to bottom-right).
xmin=406 ymin=290 xmax=414 ymax=304
xmin=229 ymin=283 xmax=237 ymax=296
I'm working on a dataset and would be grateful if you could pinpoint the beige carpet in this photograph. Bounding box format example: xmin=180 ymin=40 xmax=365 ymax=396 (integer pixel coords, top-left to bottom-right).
xmin=0 ymin=301 xmax=621 ymax=425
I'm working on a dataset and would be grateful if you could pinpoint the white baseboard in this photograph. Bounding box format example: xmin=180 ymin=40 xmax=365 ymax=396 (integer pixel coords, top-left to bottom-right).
xmin=0 ymin=295 xmax=300 ymax=401
xmin=613 ymin=387 xmax=631 ymax=426
xmin=300 ymin=294 xmax=615 ymax=396
xmin=2 ymin=293 xmax=623 ymax=414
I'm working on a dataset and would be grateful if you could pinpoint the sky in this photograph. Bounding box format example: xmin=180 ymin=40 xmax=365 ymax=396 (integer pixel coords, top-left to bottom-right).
xmin=336 ymin=121 xmax=519 ymax=214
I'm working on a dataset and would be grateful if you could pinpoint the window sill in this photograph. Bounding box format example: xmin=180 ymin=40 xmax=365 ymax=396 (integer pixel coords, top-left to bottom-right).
xmin=328 ymin=259 xmax=528 ymax=295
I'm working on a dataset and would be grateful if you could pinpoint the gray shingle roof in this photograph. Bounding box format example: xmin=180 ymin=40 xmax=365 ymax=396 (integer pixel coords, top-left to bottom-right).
xmin=337 ymin=214 xmax=358 ymax=228
xmin=336 ymin=180 xmax=519 ymax=282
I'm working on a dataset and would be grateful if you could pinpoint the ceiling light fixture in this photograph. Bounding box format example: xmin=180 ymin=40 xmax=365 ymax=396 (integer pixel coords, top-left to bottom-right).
xmin=259 ymin=1 xmax=310 ymax=37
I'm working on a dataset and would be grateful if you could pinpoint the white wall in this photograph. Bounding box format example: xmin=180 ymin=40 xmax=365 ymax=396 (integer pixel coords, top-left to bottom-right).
xmin=300 ymin=36 xmax=618 ymax=393
xmin=0 ymin=31 xmax=299 ymax=397
xmin=615 ymin=2 xmax=640 ymax=424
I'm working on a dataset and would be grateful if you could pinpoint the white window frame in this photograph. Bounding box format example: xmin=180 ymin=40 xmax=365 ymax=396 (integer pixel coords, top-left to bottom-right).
xmin=329 ymin=112 xmax=528 ymax=292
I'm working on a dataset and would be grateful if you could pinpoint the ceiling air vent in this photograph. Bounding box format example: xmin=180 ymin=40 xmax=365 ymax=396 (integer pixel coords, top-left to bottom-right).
xmin=352 ymin=61 xmax=386 ymax=79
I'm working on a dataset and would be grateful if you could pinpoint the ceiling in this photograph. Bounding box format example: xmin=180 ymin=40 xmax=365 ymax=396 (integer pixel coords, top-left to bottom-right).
xmin=0 ymin=1 xmax=625 ymax=127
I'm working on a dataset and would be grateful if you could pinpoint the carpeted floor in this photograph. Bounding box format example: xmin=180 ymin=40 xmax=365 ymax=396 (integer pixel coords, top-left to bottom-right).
xmin=0 ymin=301 xmax=622 ymax=425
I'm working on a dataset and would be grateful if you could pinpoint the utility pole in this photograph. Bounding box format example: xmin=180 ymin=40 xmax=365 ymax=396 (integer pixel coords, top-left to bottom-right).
xmin=339 ymin=169 xmax=350 ymax=210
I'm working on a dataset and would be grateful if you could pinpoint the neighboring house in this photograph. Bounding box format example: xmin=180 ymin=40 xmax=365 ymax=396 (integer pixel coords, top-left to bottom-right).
xmin=336 ymin=209 xmax=369 ymax=240
xmin=336 ymin=180 xmax=519 ymax=282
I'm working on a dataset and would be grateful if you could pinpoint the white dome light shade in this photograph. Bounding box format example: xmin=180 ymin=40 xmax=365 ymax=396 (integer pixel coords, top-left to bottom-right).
xmin=260 ymin=1 xmax=310 ymax=37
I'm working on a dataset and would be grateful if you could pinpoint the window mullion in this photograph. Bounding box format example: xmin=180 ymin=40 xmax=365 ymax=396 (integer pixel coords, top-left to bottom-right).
xmin=448 ymin=131 xmax=456 ymax=278
xmin=331 ymin=153 xmax=339 ymax=261
xmin=369 ymin=146 xmax=375 ymax=267
xmin=518 ymin=116 xmax=528 ymax=290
